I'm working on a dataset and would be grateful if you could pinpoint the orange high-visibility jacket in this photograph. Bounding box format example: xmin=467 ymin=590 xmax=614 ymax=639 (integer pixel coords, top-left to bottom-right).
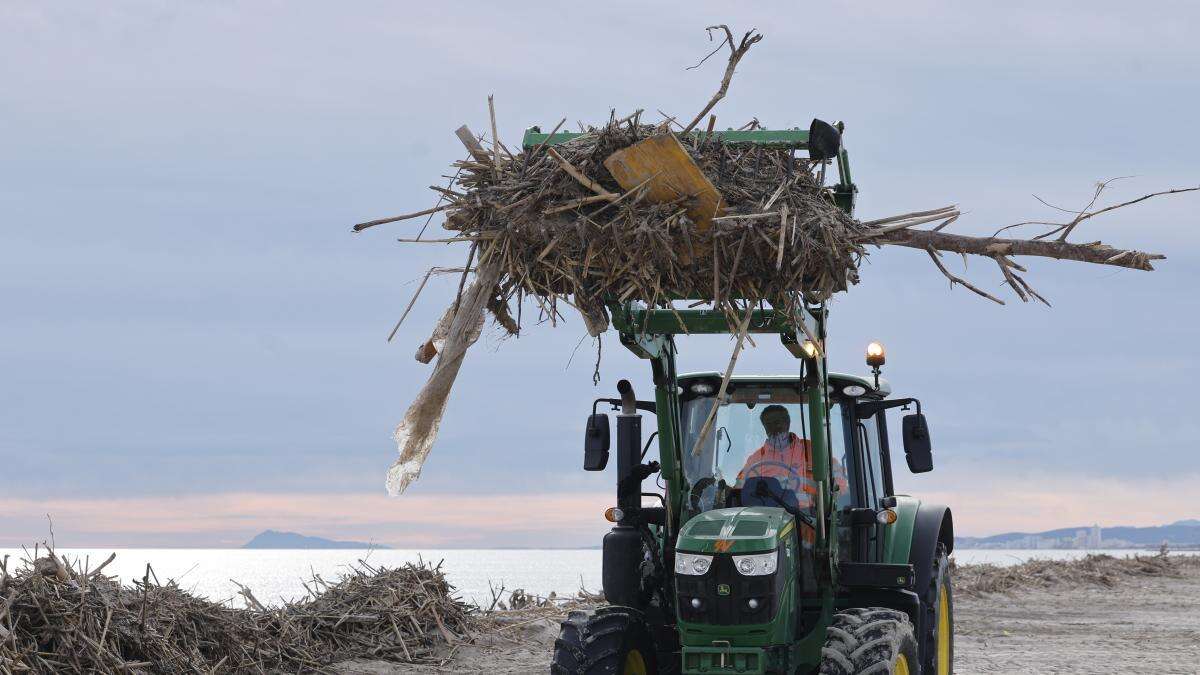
xmin=736 ymin=432 xmax=850 ymax=509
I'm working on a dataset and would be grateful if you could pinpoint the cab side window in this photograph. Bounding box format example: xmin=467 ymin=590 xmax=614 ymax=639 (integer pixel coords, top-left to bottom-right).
xmin=857 ymin=415 xmax=887 ymax=508
xmin=829 ymin=402 xmax=858 ymax=511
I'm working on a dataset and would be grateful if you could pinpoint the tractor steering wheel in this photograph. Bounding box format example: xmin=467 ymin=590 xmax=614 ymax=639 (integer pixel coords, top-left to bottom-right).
xmin=688 ymin=477 xmax=716 ymax=510
xmin=741 ymin=459 xmax=806 ymax=493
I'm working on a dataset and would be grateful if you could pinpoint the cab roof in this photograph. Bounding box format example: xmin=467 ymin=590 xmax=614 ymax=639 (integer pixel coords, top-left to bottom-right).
xmin=678 ymin=371 xmax=891 ymax=398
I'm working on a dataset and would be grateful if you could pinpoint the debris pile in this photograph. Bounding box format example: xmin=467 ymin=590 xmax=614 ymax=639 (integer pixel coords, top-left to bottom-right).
xmin=0 ymin=549 xmax=470 ymax=673
xmin=358 ymin=25 xmax=1194 ymax=495
xmin=953 ymin=551 xmax=1200 ymax=597
xmin=430 ymin=119 xmax=870 ymax=336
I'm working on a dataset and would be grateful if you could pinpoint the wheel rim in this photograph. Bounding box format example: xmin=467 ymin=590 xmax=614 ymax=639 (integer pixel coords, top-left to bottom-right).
xmin=622 ymin=648 xmax=648 ymax=675
xmin=895 ymin=652 xmax=911 ymax=675
xmin=937 ymin=584 xmax=951 ymax=675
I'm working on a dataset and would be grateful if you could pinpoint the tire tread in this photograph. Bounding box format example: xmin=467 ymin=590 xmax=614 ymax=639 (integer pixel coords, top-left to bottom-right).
xmin=818 ymin=607 xmax=918 ymax=675
xmin=550 ymin=606 xmax=656 ymax=675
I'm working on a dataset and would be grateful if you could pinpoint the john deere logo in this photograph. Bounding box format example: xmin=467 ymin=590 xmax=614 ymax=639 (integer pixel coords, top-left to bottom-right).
xmin=717 ymin=584 xmax=731 ymax=596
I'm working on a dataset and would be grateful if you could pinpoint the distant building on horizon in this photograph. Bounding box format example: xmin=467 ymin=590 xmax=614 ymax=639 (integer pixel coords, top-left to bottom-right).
xmin=955 ymin=520 xmax=1200 ymax=550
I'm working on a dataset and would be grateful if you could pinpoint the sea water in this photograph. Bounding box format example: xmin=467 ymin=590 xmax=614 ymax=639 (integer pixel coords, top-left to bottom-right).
xmin=1 ymin=548 xmax=1190 ymax=608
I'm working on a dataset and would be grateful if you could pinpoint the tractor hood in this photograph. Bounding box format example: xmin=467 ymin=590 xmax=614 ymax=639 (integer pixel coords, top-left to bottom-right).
xmin=676 ymin=507 xmax=795 ymax=555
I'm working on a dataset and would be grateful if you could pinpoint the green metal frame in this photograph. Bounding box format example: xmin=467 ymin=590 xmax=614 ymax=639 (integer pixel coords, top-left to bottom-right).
xmin=521 ymin=126 xmax=857 ymax=214
xmin=521 ymin=127 xmax=814 ymax=149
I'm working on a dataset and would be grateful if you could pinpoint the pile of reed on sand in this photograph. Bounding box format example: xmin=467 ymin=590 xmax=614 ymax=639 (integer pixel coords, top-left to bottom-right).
xmin=953 ymin=551 xmax=1200 ymax=597
xmin=0 ymin=548 xmax=471 ymax=674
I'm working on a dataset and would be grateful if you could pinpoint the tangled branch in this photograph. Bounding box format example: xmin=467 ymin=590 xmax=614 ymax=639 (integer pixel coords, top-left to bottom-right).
xmin=870 ymin=180 xmax=1192 ymax=303
xmin=681 ymin=26 xmax=763 ymax=134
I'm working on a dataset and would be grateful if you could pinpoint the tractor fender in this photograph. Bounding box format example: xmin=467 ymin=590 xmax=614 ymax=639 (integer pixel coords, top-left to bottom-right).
xmin=907 ymin=502 xmax=953 ymax=603
xmin=881 ymin=496 xmax=954 ymax=590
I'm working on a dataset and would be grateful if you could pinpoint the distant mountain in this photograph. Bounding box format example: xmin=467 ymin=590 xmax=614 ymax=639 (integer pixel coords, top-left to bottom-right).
xmin=1173 ymin=519 xmax=1200 ymax=527
xmin=242 ymin=530 xmax=390 ymax=549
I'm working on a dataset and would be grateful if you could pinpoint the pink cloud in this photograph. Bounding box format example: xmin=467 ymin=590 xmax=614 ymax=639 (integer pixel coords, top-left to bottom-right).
xmin=5 ymin=474 xmax=1196 ymax=548
xmin=916 ymin=473 xmax=1200 ymax=536
xmin=0 ymin=492 xmax=615 ymax=548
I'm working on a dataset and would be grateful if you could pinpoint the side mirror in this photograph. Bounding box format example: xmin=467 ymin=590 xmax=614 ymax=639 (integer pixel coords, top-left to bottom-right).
xmin=584 ymin=414 xmax=610 ymax=471
xmin=901 ymin=413 xmax=933 ymax=473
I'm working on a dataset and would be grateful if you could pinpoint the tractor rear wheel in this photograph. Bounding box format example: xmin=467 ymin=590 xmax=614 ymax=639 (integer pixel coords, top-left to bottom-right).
xmin=817 ymin=607 xmax=919 ymax=675
xmin=551 ymin=606 xmax=658 ymax=675
xmin=921 ymin=543 xmax=954 ymax=675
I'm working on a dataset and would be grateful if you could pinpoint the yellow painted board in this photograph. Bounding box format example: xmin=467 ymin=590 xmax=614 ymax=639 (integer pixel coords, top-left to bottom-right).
xmin=603 ymin=133 xmax=726 ymax=232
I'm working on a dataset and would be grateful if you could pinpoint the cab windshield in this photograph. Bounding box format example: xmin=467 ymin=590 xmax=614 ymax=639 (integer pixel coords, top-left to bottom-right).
xmin=679 ymin=383 xmax=848 ymax=518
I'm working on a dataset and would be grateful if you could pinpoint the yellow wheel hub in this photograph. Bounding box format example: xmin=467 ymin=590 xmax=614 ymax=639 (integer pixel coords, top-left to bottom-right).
xmin=894 ymin=653 xmax=911 ymax=675
xmin=622 ymin=648 xmax=648 ymax=675
xmin=937 ymin=585 xmax=951 ymax=675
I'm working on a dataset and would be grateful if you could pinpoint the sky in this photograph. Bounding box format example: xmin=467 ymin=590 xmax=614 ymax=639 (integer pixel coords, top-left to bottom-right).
xmin=2 ymin=1 xmax=1198 ymax=548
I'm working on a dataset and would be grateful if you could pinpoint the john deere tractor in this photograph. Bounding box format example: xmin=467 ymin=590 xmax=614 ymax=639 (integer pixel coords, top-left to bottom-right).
xmin=532 ymin=126 xmax=955 ymax=674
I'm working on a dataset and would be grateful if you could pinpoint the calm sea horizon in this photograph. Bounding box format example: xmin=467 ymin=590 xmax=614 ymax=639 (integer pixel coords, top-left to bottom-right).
xmin=2 ymin=547 xmax=1191 ymax=608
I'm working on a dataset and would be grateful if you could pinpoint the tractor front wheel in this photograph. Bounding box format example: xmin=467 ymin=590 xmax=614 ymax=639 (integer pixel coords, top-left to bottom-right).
xmin=818 ymin=607 xmax=919 ymax=675
xmin=551 ymin=606 xmax=658 ymax=675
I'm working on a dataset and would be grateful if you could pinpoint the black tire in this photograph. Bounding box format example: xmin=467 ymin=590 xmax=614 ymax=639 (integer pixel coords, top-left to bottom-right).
xmin=818 ymin=608 xmax=919 ymax=675
xmin=920 ymin=543 xmax=954 ymax=675
xmin=551 ymin=606 xmax=659 ymax=675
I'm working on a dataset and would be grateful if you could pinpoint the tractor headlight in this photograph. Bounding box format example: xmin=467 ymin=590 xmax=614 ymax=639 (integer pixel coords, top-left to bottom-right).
xmin=733 ymin=552 xmax=777 ymax=576
xmin=675 ymin=553 xmax=713 ymax=576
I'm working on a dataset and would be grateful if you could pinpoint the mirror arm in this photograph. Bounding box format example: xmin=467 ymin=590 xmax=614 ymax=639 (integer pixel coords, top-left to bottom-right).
xmin=856 ymin=397 xmax=920 ymax=420
xmin=592 ymin=397 xmax=657 ymax=416
xmin=640 ymin=432 xmax=659 ymax=461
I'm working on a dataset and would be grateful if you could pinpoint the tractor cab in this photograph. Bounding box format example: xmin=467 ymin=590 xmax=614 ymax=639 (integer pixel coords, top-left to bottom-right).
xmin=676 ymin=372 xmax=931 ymax=559
xmin=678 ymin=372 xmax=891 ymax=521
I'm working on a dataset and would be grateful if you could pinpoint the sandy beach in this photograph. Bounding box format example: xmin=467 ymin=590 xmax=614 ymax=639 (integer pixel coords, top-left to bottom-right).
xmin=336 ymin=557 xmax=1200 ymax=674
xmin=955 ymin=563 xmax=1200 ymax=673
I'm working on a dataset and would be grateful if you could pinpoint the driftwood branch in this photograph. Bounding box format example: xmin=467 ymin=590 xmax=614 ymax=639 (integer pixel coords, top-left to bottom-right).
xmin=681 ymin=26 xmax=762 ymax=134
xmin=454 ymin=125 xmax=491 ymax=163
xmin=879 ymin=228 xmax=1164 ymax=271
xmin=689 ymin=304 xmax=754 ymax=457
xmin=864 ymin=181 xmax=1190 ymax=302
xmin=1050 ymin=184 xmax=1199 ymax=241
xmin=353 ymin=204 xmax=453 ymax=232
xmin=863 ymin=178 xmax=1194 ymax=303
xmin=547 ymin=148 xmax=618 ymax=199
xmin=925 ymin=246 xmax=1005 ymax=305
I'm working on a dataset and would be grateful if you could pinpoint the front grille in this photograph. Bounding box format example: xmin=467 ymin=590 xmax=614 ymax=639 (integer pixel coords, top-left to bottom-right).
xmin=675 ymin=551 xmax=783 ymax=625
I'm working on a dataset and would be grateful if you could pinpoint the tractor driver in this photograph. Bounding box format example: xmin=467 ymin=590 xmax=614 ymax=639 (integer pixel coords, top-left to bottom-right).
xmin=736 ymin=404 xmax=849 ymax=514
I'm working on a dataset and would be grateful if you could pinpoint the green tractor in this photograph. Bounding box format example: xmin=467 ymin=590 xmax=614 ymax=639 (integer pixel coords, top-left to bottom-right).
xmin=533 ymin=126 xmax=954 ymax=674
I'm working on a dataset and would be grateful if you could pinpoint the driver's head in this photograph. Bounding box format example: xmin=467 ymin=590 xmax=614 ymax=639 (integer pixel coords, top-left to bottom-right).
xmin=760 ymin=405 xmax=791 ymax=437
